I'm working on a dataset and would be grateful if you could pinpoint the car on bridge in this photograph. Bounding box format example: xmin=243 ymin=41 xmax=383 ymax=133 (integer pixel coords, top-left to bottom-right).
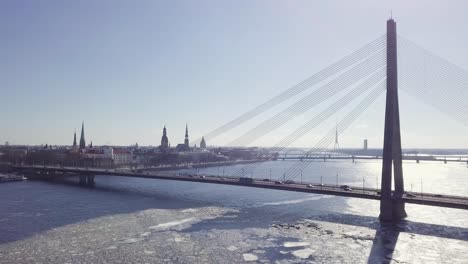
xmin=274 ymin=181 xmax=283 ymax=185
xmin=284 ymin=180 xmax=295 ymax=184
xmin=239 ymin=177 xmax=254 ymax=184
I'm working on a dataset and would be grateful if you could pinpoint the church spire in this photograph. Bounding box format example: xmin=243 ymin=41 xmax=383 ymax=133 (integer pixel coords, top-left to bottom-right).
xmin=79 ymin=121 xmax=86 ymax=149
xmin=184 ymin=124 xmax=189 ymax=147
xmin=73 ymin=130 xmax=77 ymax=147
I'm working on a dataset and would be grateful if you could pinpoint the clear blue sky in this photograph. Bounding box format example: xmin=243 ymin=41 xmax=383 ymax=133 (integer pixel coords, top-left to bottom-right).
xmin=1 ymin=0 xmax=467 ymax=148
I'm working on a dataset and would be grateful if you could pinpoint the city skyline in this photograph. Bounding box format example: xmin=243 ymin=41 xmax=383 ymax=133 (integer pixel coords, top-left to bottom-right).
xmin=2 ymin=1 xmax=468 ymax=148
xmin=1 ymin=3 xmax=468 ymax=262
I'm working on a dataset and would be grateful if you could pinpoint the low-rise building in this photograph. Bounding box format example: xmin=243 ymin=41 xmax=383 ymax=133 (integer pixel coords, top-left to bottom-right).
xmin=81 ymin=147 xmax=113 ymax=159
xmin=113 ymin=148 xmax=133 ymax=165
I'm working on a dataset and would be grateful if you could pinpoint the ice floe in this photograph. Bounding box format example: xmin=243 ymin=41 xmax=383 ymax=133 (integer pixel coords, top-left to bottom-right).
xmin=291 ymin=248 xmax=315 ymax=259
xmin=140 ymin=232 xmax=151 ymax=237
xmin=121 ymin=238 xmax=144 ymax=244
xmin=181 ymin=208 xmax=197 ymax=213
xmin=227 ymin=246 xmax=238 ymax=251
xmin=261 ymin=195 xmax=331 ymax=206
xmin=149 ymin=217 xmax=196 ymax=230
xmin=283 ymin=241 xmax=311 ymax=248
xmin=242 ymin=253 xmax=258 ymax=262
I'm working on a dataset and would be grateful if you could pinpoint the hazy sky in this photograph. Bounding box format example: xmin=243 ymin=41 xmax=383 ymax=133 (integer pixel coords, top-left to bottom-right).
xmin=1 ymin=0 xmax=467 ymax=148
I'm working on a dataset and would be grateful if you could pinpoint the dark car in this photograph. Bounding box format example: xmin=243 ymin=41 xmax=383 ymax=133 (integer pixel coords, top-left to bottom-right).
xmin=275 ymin=181 xmax=283 ymax=185
xmin=285 ymin=180 xmax=295 ymax=184
xmin=239 ymin=177 xmax=254 ymax=184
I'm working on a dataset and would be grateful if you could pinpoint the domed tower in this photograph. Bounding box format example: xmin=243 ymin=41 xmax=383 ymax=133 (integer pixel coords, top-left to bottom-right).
xmin=160 ymin=126 xmax=169 ymax=151
xmin=200 ymin=137 xmax=207 ymax=149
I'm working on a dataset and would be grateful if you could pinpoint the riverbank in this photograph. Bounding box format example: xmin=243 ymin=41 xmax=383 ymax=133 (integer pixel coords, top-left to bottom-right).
xmin=140 ymin=159 xmax=263 ymax=171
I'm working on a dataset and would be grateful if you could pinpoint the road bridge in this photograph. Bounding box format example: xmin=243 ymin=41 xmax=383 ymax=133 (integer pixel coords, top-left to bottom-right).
xmin=13 ymin=165 xmax=468 ymax=211
xmin=278 ymin=155 xmax=468 ymax=164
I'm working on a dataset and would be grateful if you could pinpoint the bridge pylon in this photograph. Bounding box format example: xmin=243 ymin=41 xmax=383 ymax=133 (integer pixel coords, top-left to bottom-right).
xmin=379 ymin=19 xmax=407 ymax=222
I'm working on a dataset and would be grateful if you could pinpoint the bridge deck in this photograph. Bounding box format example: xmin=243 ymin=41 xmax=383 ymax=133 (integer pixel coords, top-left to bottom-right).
xmin=14 ymin=166 xmax=468 ymax=210
xmin=280 ymin=155 xmax=468 ymax=163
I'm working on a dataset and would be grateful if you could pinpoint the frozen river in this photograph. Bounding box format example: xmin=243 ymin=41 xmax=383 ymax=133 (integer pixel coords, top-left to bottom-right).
xmin=0 ymin=160 xmax=467 ymax=263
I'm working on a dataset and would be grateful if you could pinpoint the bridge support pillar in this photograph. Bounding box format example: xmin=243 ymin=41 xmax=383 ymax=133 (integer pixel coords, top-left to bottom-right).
xmin=86 ymin=175 xmax=95 ymax=187
xmin=79 ymin=175 xmax=95 ymax=187
xmin=79 ymin=175 xmax=87 ymax=186
xmin=379 ymin=19 xmax=407 ymax=222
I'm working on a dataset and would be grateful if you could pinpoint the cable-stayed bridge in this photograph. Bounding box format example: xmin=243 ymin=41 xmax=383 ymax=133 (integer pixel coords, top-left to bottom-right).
xmin=12 ymin=19 xmax=468 ymax=222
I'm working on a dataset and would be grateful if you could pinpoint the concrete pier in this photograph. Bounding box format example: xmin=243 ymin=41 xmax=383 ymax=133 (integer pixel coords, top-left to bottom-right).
xmin=79 ymin=175 xmax=87 ymax=185
xmin=86 ymin=175 xmax=95 ymax=186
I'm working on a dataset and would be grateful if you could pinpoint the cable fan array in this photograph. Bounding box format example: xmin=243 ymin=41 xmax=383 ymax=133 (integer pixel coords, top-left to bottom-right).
xmin=192 ymin=34 xmax=468 ymax=183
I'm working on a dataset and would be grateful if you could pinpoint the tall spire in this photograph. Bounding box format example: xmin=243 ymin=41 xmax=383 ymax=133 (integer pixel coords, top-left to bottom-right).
xmin=79 ymin=121 xmax=86 ymax=149
xmin=73 ymin=130 xmax=77 ymax=147
xmin=184 ymin=124 xmax=189 ymax=147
